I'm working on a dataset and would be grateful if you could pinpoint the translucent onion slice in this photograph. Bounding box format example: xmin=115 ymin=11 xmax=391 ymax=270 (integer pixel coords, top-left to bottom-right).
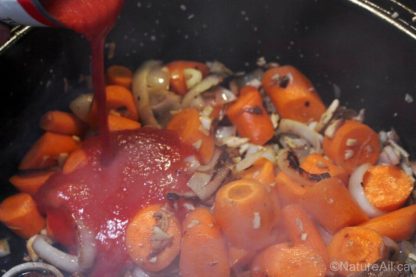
xmin=348 ymin=163 xmax=385 ymax=218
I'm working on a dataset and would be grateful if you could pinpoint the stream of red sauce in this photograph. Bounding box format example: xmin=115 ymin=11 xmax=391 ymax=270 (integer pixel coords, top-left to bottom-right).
xmin=35 ymin=1 xmax=195 ymax=276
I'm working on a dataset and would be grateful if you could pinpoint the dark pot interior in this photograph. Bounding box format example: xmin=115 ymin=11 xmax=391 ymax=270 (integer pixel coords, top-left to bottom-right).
xmin=0 ymin=0 xmax=416 ymax=272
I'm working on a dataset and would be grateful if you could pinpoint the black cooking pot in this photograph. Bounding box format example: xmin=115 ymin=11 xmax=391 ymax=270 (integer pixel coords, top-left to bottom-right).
xmin=1 ymin=0 xmax=416 ymax=273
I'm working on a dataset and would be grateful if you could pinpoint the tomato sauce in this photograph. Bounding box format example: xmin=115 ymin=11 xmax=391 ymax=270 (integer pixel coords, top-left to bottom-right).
xmin=33 ymin=1 xmax=195 ymax=275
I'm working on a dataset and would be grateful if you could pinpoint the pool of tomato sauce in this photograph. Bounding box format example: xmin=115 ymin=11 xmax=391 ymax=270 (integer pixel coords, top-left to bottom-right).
xmin=34 ymin=1 xmax=196 ymax=276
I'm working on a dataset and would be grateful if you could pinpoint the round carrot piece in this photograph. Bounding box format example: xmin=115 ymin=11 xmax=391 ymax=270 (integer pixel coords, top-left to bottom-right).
xmin=262 ymin=65 xmax=326 ymax=123
xmin=251 ymin=243 xmax=327 ymax=277
xmin=239 ymin=158 xmax=276 ymax=187
xmin=126 ymin=204 xmax=181 ymax=272
xmin=0 ymin=193 xmax=45 ymax=239
xmin=226 ymin=86 xmax=274 ymax=145
xmin=213 ymin=179 xmax=279 ymax=250
xmin=107 ymin=65 xmax=133 ymax=88
xmin=63 ymin=148 xmax=88 ymax=174
xmin=180 ymin=208 xmax=229 ymax=277
xmin=323 ymin=120 xmax=381 ymax=173
xmin=40 ymin=110 xmax=85 ymax=136
xmin=107 ymin=114 xmax=141 ymax=132
xmin=362 ymin=165 xmax=413 ymax=212
xmin=328 ymin=226 xmax=386 ymax=276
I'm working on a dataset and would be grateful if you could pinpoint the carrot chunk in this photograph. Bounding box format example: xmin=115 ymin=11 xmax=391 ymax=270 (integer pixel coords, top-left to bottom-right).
xmin=180 ymin=208 xmax=229 ymax=277
xmin=262 ymin=65 xmax=326 ymax=123
xmin=226 ymin=86 xmax=274 ymax=145
xmin=362 ymin=165 xmax=413 ymax=212
xmin=251 ymin=243 xmax=327 ymax=277
xmin=323 ymin=120 xmax=381 ymax=173
xmin=301 ymin=177 xmax=368 ymax=233
xmin=167 ymin=107 xmax=214 ymax=164
xmin=282 ymin=204 xmax=329 ymax=264
xmin=40 ymin=110 xmax=85 ymax=136
xmin=62 ymin=148 xmax=88 ymax=174
xmin=19 ymin=132 xmax=80 ymax=170
xmin=107 ymin=65 xmax=133 ymax=88
xmin=0 ymin=193 xmax=45 ymax=239
xmin=360 ymin=204 xmax=416 ymax=240
xmin=107 ymin=114 xmax=141 ymax=132
xmin=9 ymin=170 xmax=55 ymax=195
xmin=328 ymin=226 xmax=386 ymax=276
xmin=126 ymin=204 xmax=181 ymax=272
xmin=213 ymin=179 xmax=279 ymax=251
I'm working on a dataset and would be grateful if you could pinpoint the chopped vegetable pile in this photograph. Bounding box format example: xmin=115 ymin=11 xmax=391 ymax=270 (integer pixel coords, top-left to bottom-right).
xmin=2 ymin=60 xmax=416 ymax=277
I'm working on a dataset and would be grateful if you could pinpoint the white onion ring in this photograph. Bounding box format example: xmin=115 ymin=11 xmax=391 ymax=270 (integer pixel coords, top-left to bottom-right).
xmin=182 ymin=75 xmax=223 ymax=107
xmin=278 ymin=119 xmax=323 ymax=152
xmin=3 ymin=262 xmax=64 ymax=277
xmin=348 ymin=163 xmax=385 ymax=218
xmin=32 ymin=223 xmax=96 ymax=273
xmin=215 ymin=126 xmax=236 ymax=141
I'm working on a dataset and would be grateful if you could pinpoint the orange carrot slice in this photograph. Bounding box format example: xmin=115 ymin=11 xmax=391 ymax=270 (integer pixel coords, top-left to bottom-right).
xmin=262 ymin=65 xmax=325 ymax=123
xmin=19 ymin=132 xmax=80 ymax=170
xmin=62 ymin=148 xmax=88 ymax=174
xmin=302 ymin=177 xmax=368 ymax=233
xmin=167 ymin=107 xmax=214 ymax=164
xmin=180 ymin=208 xmax=229 ymax=277
xmin=240 ymin=158 xmax=276 ymax=187
xmin=40 ymin=110 xmax=85 ymax=136
xmin=108 ymin=114 xmax=141 ymax=132
xmin=323 ymin=120 xmax=381 ymax=173
xmin=0 ymin=193 xmax=45 ymax=239
xmin=107 ymin=65 xmax=133 ymax=88
xmin=282 ymin=204 xmax=329 ymax=264
xmin=251 ymin=243 xmax=327 ymax=277
xmin=9 ymin=170 xmax=55 ymax=195
xmin=126 ymin=204 xmax=181 ymax=272
xmin=328 ymin=226 xmax=386 ymax=276
xmin=226 ymin=86 xmax=274 ymax=145
xmin=360 ymin=204 xmax=416 ymax=240
xmin=362 ymin=165 xmax=413 ymax=212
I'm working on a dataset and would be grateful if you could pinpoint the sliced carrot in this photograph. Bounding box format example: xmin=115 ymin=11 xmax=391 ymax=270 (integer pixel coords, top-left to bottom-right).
xmin=62 ymin=148 xmax=88 ymax=174
xmin=180 ymin=208 xmax=229 ymax=277
xmin=239 ymin=158 xmax=276 ymax=187
xmin=107 ymin=65 xmax=133 ymax=88
xmin=126 ymin=204 xmax=181 ymax=272
xmin=40 ymin=110 xmax=86 ymax=136
xmin=166 ymin=60 xmax=209 ymax=95
xmin=9 ymin=170 xmax=55 ymax=195
xmin=251 ymin=243 xmax=327 ymax=277
xmin=19 ymin=132 xmax=80 ymax=170
xmin=262 ymin=66 xmax=326 ymax=123
xmin=362 ymin=165 xmax=413 ymax=212
xmin=90 ymin=85 xmax=139 ymax=124
xmin=0 ymin=193 xmax=45 ymax=239
xmin=328 ymin=226 xmax=386 ymax=276
xmin=108 ymin=114 xmax=141 ymax=132
xmin=282 ymin=204 xmax=329 ymax=264
xmin=226 ymin=86 xmax=274 ymax=145
xmin=276 ymin=153 xmax=348 ymax=206
xmin=323 ymin=120 xmax=381 ymax=173
xmin=213 ymin=179 xmax=279 ymax=251
xmin=228 ymin=245 xmax=256 ymax=269
xmin=302 ymin=177 xmax=368 ymax=233
xmin=167 ymin=107 xmax=214 ymax=164
xmin=360 ymin=204 xmax=416 ymax=240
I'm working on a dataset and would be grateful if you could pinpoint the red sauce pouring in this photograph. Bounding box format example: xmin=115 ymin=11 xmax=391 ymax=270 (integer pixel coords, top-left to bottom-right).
xmin=33 ymin=1 xmax=196 ymax=275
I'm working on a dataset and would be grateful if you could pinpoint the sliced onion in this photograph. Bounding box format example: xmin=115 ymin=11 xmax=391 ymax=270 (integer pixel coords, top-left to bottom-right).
xmin=278 ymin=119 xmax=323 ymax=152
xmin=132 ymin=60 xmax=163 ymax=127
xmin=314 ymin=99 xmax=339 ymax=132
xmin=132 ymin=266 xmax=150 ymax=277
xmin=215 ymin=126 xmax=236 ymax=141
xmin=32 ymin=223 xmax=96 ymax=273
xmin=182 ymin=75 xmax=223 ymax=107
xmin=215 ymin=87 xmax=237 ymax=104
xmin=184 ymin=68 xmax=203 ymax=89
xmin=147 ymin=67 xmax=170 ymax=90
xmin=186 ymin=172 xmax=213 ymax=200
xmin=184 ymin=155 xmax=201 ymax=172
xmin=3 ymin=262 xmax=64 ymax=277
xmin=69 ymin=93 xmax=93 ymax=122
xmin=197 ymin=149 xmax=222 ymax=172
xmin=277 ymin=149 xmax=315 ymax=187
xmin=348 ymin=163 xmax=385 ymax=218
xmin=235 ymin=148 xmax=275 ymax=172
